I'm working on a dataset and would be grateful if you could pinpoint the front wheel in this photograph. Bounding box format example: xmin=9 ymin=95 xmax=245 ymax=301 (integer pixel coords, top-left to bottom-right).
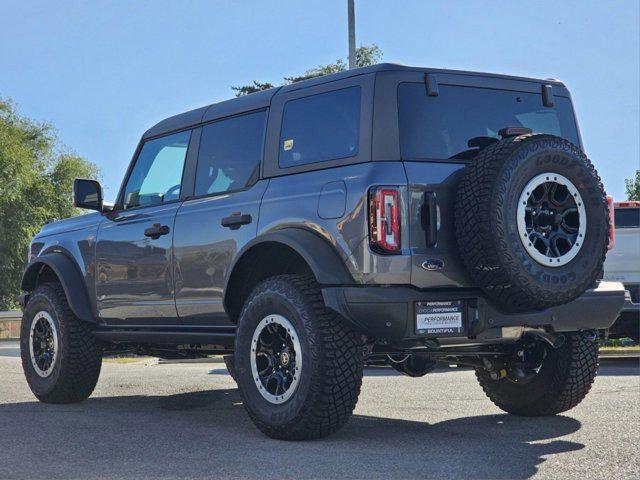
xmin=476 ymin=332 xmax=599 ymax=416
xmin=234 ymin=275 xmax=364 ymax=440
xmin=20 ymin=283 xmax=102 ymax=403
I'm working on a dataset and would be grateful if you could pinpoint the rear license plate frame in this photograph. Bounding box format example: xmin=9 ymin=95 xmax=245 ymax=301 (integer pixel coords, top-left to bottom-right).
xmin=415 ymin=300 xmax=465 ymax=336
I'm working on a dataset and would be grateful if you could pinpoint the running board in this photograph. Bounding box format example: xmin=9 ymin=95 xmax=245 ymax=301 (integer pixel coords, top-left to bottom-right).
xmin=93 ymin=329 xmax=236 ymax=347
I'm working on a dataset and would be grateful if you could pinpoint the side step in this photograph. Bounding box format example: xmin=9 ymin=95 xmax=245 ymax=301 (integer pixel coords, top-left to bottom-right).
xmin=93 ymin=328 xmax=236 ymax=347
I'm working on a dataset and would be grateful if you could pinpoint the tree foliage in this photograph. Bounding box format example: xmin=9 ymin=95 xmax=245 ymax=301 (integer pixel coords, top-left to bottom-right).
xmin=232 ymin=44 xmax=383 ymax=96
xmin=625 ymin=170 xmax=640 ymax=201
xmin=0 ymin=98 xmax=99 ymax=309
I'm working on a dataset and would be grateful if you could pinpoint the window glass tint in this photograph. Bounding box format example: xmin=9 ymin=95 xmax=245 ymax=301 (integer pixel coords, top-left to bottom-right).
xmin=123 ymin=130 xmax=190 ymax=209
xmin=194 ymin=111 xmax=266 ymax=196
xmin=614 ymin=208 xmax=640 ymax=228
xmin=398 ymin=83 xmax=581 ymax=160
xmin=279 ymin=86 xmax=360 ymax=168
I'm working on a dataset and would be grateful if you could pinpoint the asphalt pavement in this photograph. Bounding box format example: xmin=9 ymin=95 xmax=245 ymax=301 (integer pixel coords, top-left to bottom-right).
xmin=0 ymin=341 xmax=638 ymax=480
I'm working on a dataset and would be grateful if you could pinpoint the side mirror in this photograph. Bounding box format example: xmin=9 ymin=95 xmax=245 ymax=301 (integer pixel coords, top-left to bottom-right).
xmin=73 ymin=178 xmax=104 ymax=212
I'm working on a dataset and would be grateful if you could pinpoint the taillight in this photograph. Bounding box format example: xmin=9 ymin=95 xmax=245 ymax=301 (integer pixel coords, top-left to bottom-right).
xmin=606 ymin=195 xmax=615 ymax=251
xmin=615 ymin=201 xmax=640 ymax=208
xmin=369 ymin=186 xmax=401 ymax=254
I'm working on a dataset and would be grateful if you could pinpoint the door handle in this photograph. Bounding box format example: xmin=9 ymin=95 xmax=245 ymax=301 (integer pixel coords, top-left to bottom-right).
xmin=221 ymin=213 xmax=252 ymax=230
xmin=425 ymin=192 xmax=438 ymax=247
xmin=144 ymin=223 xmax=170 ymax=239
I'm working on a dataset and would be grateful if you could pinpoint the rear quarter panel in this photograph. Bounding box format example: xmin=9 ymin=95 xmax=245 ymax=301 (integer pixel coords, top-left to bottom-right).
xmin=258 ymin=162 xmax=411 ymax=285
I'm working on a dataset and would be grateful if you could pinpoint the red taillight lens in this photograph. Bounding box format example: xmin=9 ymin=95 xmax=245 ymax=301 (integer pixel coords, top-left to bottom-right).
xmin=369 ymin=187 xmax=401 ymax=254
xmin=607 ymin=195 xmax=615 ymax=251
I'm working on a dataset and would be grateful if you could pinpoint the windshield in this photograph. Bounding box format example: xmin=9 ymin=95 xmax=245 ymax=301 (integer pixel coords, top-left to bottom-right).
xmin=398 ymin=83 xmax=581 ymax=161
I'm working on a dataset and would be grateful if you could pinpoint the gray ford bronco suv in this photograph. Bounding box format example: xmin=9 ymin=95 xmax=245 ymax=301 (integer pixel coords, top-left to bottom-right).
xmin=20 ymin=64 xmax=625 ymax=440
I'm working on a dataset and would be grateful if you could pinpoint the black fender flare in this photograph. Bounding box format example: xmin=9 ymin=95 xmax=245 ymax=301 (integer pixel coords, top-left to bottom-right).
xmin=231 ymin=228 xmax=354 ymax=285
xmin=223 ymin=228 xmax=354 ymax=316
xmin=21 ymin=253 xmax=96 ymax=323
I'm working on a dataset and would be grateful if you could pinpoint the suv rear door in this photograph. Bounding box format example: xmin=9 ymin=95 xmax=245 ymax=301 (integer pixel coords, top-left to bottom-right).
xmin=374 ymin=70 xmax=582 ymax=290
xmin=172 ymin=110 xmax=268 ymax=326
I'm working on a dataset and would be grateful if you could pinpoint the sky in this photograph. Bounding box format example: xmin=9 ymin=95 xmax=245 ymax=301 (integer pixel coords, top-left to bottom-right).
xmin=1 ymin=0 xmax=638 ymax=200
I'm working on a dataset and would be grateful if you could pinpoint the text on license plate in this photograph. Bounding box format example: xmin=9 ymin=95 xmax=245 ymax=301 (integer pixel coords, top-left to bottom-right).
xmin=416 ymin=300 xmax=464 ymax=335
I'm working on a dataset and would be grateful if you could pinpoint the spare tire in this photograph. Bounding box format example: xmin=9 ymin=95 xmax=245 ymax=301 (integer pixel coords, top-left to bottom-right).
xmin=455 ymin=134 xmax=609 ymax=312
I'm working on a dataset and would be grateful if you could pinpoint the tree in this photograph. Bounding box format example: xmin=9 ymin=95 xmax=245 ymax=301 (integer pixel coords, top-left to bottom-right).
xmin=625 ymin=170 xmax=639 ymax=201
xmin=0 ymin=98 xmax=99 ymax=309
xmin=232 ymin=44 xmax=383 ymax=96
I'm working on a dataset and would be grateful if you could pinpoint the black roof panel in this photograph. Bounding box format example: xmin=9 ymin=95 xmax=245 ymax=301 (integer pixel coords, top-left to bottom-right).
xmin=142 ymin=88 xmax=280 ymax=139
xmin=142 ymin=63 xmax=567 ymax=139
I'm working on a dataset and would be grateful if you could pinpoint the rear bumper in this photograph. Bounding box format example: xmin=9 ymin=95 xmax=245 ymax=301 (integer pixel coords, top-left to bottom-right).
xmin=608 ymin=288 xmax=639 ymax=339
xmin=620 ymin=291 xmax=639 ymax=314
xmin=322 ymin=281 xmax=626 ymax=343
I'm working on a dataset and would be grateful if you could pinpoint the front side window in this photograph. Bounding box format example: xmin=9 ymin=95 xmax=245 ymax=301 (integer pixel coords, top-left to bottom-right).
xmin=279 ymin=86 xmax=361 ymax=168
xmin=123 ymin=130 xmax=190 ymax=209
xmin=398 ymin=83 xmax=581 ymax=161
xmin=194 ymin=111 xmax=267 ymax=196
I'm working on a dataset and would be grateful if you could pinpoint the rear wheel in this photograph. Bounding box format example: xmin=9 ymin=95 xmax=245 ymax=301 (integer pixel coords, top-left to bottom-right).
xmin=20 ymin=283 xmax=102 ymax=403
xmin=476 ymin=332 xmax=599 ymax=416
xmin=234 ymin=274 xmax=364 ymax=440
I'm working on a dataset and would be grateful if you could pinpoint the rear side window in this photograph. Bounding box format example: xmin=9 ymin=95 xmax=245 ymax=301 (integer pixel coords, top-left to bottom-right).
xmin=194 ymin=111 xmax=267 ymax=196
xmin=614 ymin=208 xmax=640 ymax=228
xmin=398 ymin=83 xmax=581 ymax=161
xmin=279 ymin=86 xmax=361 ymax=168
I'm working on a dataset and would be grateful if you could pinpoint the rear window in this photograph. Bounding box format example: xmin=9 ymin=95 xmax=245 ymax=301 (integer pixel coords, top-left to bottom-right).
xmin=398 ymin=83 xmax=581 ymax=160
xmin=279 ymin=86 xmax=360 ymax=168
xmin=614 ymin=208 xmax=640 ymax=228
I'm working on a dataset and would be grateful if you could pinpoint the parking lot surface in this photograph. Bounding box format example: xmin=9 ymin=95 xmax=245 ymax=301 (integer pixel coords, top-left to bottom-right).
xmin=1 ymin=341 xmax=638 ymax=480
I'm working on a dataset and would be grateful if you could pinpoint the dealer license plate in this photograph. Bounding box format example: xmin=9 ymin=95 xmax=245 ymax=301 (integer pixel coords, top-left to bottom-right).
xmin=416 ymin=300 xmax=464 ymax=336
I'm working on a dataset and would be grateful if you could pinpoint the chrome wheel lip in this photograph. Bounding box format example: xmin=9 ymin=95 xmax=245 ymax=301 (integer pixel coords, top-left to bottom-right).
xmin=250 ymin=314 xmax=302 ymax=405
xmin=517 ymin=172 xmax=587 ymax=267
xmin=29 ymin=311 xmax=58 ymax=378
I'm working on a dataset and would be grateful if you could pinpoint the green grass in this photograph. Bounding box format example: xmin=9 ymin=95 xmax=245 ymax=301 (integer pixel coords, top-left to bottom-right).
xmin=600 ymin=337 xmax=638 ymax=348
xmin=599 ymin=345 xmax=640 ymax=353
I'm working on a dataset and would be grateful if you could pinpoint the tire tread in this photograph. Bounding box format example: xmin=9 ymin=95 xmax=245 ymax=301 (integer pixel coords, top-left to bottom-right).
xmin=455 ymin=134 xmax=609 ymax=311
xmin=21 ymin=282 xmax=102 ymax=404
xmin=476 ymin=333 xmax=599 ymax=416
xmin=236 ymin=274 xmax=363 ymax=440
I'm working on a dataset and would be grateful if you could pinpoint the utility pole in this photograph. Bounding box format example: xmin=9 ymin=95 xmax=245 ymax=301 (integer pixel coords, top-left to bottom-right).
xmin=348 ymin=0 xmax=356 ymax=69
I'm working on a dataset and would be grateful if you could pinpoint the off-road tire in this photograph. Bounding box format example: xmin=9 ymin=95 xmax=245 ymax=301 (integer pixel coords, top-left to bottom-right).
xmin=455 ymin=134 xmax=609 ymax=312
xmin=20 ymin=282 xmax=102 ymax=403
xmin=234 ymin=274 xmax=364 ymax=440
xmin=476 ymin=333 xmax=599 ymax=416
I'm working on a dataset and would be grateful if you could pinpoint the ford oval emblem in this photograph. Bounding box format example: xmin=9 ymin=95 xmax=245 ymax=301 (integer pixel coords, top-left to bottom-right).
xmin=421 ymin=259 xmax=444 ymax=271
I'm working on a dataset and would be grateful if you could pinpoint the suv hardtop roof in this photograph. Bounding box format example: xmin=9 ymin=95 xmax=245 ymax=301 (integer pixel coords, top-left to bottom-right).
xmin=143 ymin=63 xmax=567 ymax=140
